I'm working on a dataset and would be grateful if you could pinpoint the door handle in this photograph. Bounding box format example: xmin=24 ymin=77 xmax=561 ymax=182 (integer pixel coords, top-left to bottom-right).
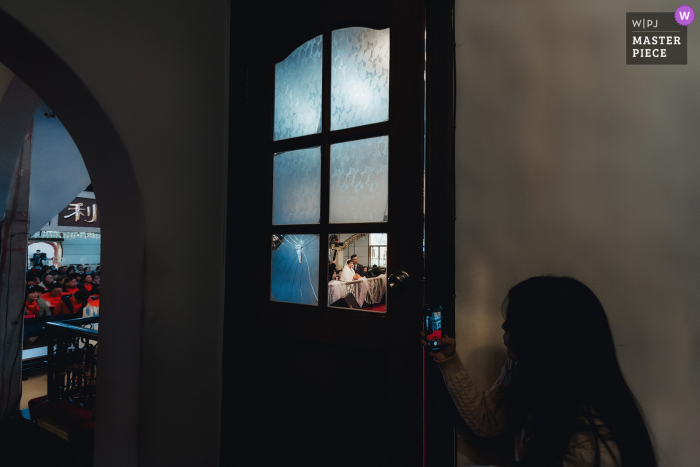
xmin=387 ymin=270 xmax=410 ymax=295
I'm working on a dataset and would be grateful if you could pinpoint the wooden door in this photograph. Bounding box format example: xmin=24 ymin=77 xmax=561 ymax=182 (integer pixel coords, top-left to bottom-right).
xmin=223 ymin=1 xmax=427 ymax=466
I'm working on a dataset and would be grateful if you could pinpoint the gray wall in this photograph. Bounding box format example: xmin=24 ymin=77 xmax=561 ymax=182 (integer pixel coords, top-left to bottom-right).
xmin=61 ymin=235 xmax=100 ymax=266
xmin=454 ymin=1 xmax=699 ymax=466
xmin=0 ymin=1 xmax=229 ymax=465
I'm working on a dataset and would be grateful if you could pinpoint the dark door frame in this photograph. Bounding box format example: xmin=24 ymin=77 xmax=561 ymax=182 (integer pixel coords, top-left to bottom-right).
xmin=424 ymin=1 xmax=457 ymax=466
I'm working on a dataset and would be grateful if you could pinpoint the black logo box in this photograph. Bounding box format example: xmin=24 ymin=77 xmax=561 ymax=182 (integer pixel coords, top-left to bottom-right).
xmin=626 ymin=13 xmax=687 ymax=65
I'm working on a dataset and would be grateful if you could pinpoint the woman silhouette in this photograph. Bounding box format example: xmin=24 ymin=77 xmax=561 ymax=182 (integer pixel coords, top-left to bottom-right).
xmin=422 ymin=276 xmax=656 ymax=467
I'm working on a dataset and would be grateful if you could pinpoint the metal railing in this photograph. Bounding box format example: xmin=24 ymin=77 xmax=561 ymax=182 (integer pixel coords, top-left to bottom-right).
xmin=44 ymin=316 xmax=98 ymax=409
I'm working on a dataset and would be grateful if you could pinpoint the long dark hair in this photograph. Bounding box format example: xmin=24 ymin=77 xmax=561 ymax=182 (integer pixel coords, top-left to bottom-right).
xmin=502 ymin=276 xmax=656 ymax=467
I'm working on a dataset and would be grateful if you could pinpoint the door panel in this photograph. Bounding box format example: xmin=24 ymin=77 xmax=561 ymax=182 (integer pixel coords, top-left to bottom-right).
xmin=225 ymin=1 xmax=425 ymax=466
xmin=259 ymin=337 xmax=388 ymax=466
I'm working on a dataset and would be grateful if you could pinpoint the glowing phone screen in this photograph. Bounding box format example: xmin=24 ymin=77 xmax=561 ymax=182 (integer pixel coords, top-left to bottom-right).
xmin=424 ymin=305 xmax=443 ymax=350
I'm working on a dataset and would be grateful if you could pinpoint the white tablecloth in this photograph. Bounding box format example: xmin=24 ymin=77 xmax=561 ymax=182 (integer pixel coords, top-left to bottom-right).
xmin=328 ymin=274 xmax=387 ymax=307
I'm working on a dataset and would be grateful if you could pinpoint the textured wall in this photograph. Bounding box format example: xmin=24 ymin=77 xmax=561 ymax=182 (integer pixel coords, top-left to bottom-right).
xmin=454 ymin=1 xmax=700 ymax=466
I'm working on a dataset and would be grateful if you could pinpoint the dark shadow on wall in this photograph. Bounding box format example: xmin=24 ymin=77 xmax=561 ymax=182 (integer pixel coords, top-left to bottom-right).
xmin=0 ymin=8 xmax=145 ymax=466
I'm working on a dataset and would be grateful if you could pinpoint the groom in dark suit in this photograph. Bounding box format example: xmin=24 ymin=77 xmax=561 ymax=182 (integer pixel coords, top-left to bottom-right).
xmin=350 ymin=254 xmax=367 ymax=277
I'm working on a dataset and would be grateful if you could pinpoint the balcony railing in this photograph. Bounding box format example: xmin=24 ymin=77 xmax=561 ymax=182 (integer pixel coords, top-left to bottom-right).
xmin=44 ymin=316 xmax=98 ymax=409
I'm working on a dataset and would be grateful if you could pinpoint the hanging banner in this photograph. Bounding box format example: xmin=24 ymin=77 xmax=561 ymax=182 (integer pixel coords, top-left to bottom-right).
xmin=57 ymin=197 xmax=100 ymax=228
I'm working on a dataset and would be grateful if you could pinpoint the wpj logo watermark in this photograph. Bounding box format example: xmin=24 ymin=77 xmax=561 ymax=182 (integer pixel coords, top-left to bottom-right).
xmin=626 ymin=6 xmax=693 ymax=65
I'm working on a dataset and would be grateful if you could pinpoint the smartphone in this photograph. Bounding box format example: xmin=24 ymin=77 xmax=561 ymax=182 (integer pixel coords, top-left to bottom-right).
xmin=424 ymin=304 xmax=443 ymax=352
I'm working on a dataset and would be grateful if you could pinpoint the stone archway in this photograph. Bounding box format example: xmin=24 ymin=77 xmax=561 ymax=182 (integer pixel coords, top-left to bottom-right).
xmin=0 ymin=9 xmax=144 ymax=465
xmin=27 ymin=240 xmax=59 ymax=267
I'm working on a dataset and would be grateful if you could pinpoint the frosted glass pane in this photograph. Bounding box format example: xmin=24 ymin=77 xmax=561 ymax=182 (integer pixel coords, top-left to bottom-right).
xmin=331 ymin=27 xmax=390 ymax=131
xmin=369 ymin=233 xmax=387 ymax=245
xmin=273 ymin=147 xmax=321 ymax=224
xmin=271 ymin=234 xmax=319 ymax=305
xmin=329 ymin=136 xmax=388 ymax=223
xmin=274 ymin=35 xmax=323 ymax=141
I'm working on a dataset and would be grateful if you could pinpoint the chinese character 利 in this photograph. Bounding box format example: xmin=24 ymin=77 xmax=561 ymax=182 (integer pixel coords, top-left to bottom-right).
xmin=63 ymin=203 xmax=86 ymax=222
xmin=86 ymin=204 xmax=98 ymax=223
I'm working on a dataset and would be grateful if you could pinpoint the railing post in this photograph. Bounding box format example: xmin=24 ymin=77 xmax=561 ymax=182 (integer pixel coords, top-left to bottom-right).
xmin=46 ymin=325 xmax=57 ymax=402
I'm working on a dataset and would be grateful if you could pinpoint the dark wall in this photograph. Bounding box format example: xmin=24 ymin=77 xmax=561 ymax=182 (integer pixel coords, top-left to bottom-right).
xmin=453 ymin=1 xmax=700 ymax=465
xmin=0 ymin=1 xmax=229 ymax=465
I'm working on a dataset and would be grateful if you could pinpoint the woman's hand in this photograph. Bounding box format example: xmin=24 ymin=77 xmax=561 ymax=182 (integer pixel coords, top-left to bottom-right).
xmin=420 ymin=330 xmax=456 ymax=362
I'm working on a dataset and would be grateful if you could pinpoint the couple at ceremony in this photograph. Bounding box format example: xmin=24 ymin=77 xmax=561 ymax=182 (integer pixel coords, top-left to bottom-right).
xmin=339 ymin=254 xmax=367 ymax=282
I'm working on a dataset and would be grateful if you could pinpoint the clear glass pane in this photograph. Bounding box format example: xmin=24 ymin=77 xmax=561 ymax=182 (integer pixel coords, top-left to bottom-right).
xmin=273 ymin=147 xmax=321 ymax=224
xmin=329 ymin=136 xmax=388 ymax=223
xmin=274 ymin=35 xmax=323 ymax=141
xmin=271 ymin=234 xmax=319 ymax=305
xmin=370 ymin=246 xmax=386 ymax=268
xmin=328 ymin=233 xmax=387 ymax=313
xmin=331 ymin=27 xmax=390 ymax=131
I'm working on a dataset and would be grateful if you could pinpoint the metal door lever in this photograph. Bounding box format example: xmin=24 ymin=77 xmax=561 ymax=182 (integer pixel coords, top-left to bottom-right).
xmin=387 ymin=270 xmax=410 ymax=293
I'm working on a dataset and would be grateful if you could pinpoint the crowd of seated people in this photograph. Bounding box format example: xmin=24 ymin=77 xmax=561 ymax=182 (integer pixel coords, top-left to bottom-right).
xmin=24 ymin=263 xmax=100 ymax=318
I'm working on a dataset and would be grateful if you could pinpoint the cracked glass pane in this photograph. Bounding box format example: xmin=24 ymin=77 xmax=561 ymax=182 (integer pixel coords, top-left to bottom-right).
xmin=274 ymin=35 xmax=323 ymax=141
xmin=329 ymin=136 xmax=388 ymax=223
xmin=273 ymin=147 xmax=321 ymax=225
xmin=271 ymin=234 xmax=319 ymax=305
xmin=331 ymin=27 xmax=390 ymax=131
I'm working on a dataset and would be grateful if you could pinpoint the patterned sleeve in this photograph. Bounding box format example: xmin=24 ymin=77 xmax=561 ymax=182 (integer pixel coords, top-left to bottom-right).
xmin=436 ymin=354 xmax=513 ymax=438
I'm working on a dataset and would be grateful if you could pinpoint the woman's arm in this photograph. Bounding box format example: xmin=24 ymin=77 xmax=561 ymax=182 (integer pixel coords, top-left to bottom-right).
xmin=421 ymin=331 xmax=513 ymax=439
xmin=435 ymin=353 xmax=511 ymax=438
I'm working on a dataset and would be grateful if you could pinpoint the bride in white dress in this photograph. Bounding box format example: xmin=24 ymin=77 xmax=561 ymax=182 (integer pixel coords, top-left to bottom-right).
xmin=339 ymin=259 xmax=356 ymax=282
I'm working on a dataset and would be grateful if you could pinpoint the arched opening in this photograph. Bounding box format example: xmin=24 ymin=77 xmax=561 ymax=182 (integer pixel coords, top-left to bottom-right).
xmin=0 ymin=8 xmax=145 ymax=466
